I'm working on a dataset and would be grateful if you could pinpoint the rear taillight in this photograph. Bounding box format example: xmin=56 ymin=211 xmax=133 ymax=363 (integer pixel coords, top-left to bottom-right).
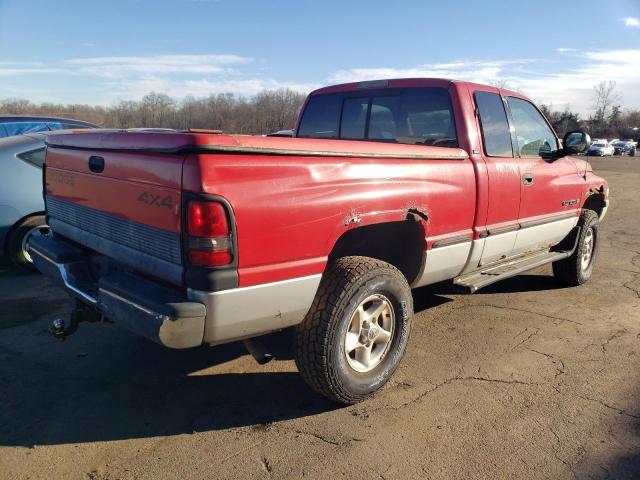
xmin=187 ymin=200 xmax=233 ymax=267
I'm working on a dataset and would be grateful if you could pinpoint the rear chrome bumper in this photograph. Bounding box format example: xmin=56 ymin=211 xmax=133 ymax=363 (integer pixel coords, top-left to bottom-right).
xmin=29 ymin=233 xmax=322 ymax=348
xmin=29 ymin=234 xmax=206 ymax=349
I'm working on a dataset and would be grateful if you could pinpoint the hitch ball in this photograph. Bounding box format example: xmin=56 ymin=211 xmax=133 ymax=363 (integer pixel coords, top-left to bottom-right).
xmin=50 ymin=318 xmax=66 ymax=341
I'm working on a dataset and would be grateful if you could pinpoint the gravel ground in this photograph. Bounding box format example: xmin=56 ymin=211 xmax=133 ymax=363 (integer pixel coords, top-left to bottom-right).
xmin=0 ymin=156 xmax=639 ymax=480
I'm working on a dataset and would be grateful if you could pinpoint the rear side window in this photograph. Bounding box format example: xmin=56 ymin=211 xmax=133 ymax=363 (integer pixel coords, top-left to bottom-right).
xmin=17 ymin=147 xmax=45 ymax=169
xmin=298 ymin=87 xmax=458 ymax=147
xmin=297 ymin=93 xmax=342 ymax=138
xmin=506 ymin=97 xmax=558 ymax=157
xmin=474 ymin=91 xmax=513 ymax=157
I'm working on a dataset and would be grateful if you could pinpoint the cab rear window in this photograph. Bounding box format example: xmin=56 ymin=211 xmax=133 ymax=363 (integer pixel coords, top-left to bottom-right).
xmin=297 ymin=87 xmax=458 ymax=147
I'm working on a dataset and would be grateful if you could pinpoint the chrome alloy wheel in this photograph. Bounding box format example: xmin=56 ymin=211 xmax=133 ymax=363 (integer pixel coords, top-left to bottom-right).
xmin=581 ymin=227 xmax=595 ymax=270
xmin=344 ymin=294 xmax=395 ymax=373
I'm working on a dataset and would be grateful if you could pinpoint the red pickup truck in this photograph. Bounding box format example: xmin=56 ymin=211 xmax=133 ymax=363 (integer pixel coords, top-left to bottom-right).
xmin=30 ymin=78 xmax=608 ymax=404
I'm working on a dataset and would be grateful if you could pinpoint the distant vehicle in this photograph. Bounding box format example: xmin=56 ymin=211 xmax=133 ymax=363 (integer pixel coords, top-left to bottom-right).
xmin=612 ymin=141 xmax=632 ymax=155
xmin=587 ymin=141 xmax=615 ymax=156
xmin=0 ymin=115 xmax=97 ymax=138
xmin=0 ymin=133 xmax=50 ymax=268
xmin=622 ymin=138 xmax=637 ymax=147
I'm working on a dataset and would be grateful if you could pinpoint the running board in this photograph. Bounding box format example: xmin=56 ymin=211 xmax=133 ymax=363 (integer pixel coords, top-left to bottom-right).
xmin=454 ymin=249 xmax=571 ymax=293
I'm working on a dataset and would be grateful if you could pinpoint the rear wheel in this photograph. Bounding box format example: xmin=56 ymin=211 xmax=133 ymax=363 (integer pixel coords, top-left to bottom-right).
xmin=7 ymin=215 xmax=48 ymax=271
xmin=552 ymin=210 xmax=599 ymax=286
xmin=294 ymin=256 xmax=413 ymax=404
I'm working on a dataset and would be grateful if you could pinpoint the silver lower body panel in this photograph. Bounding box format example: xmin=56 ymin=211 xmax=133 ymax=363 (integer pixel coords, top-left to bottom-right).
xmin=189 ymin=274 xmax=322 ymax=345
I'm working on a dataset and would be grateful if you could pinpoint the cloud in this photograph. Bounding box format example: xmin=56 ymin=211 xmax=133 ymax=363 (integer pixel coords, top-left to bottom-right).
xmin=622 ymin=17 xmax=640 ymax=27
xmin=0 ymin=67 xmax=71 ymax=77
xmin=64 ymin=54 xmax=252 ymax=77
xmin=2 ymin=50 xmax=639 ymax=114
xmin=328 ymin=60 xmax=533 ymax=86
xmin=90 ymin=76 xmax=318 ymax=104
xmin=326 ymin=50 xmax=640 ymax=115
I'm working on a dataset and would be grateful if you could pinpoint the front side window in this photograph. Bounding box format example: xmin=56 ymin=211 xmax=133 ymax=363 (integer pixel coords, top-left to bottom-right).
xmin=474 ymin=91 xmax=513 ymax=157
xmin=17 ymin=147 xmax=45 ymax=169
xmin=298 ymin=87 xmax=458 ymax=147
xmin=507 ymin=97 xmax=558 ymax=157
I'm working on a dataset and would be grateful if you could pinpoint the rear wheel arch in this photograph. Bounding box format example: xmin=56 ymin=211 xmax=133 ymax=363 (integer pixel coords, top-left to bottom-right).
xmin=326 ymin=219 xmax=426 ymax=285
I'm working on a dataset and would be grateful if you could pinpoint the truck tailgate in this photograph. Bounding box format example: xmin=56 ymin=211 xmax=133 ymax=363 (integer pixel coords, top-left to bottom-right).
xmin=44 ymin=131 xmax=187 ymax=283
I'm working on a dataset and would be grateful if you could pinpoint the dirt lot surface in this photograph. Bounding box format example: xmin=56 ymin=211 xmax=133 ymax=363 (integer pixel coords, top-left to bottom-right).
xmin=1 ymin=157 xmax=639 ymax=480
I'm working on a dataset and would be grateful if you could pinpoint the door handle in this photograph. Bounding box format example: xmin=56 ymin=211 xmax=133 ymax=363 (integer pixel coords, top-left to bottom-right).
xmin=89 ymin=156 xmax=105 ymax=173
xmin=522 ymin=173 xmax=534 ymax=186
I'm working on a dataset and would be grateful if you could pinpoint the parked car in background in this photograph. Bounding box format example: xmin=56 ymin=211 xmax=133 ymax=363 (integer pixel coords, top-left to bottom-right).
xmin=0 ymin=115 xmax=97 ymax=138
xmin=587 ymin=141 xmax=615 ymax=156
xmin=622 ymin=138 xmax=637 ymax=147
xmin=612 ymin=140 xmax=632 ymax=155
xmin=0 ymin=133 xmax=50 ymax=269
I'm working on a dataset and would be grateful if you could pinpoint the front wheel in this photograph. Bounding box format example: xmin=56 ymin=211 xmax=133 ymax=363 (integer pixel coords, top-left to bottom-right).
xmin=552 ymin=210 xmax=599 ymax=286
xmin=294 ymin=256 xmax=413 ymax=404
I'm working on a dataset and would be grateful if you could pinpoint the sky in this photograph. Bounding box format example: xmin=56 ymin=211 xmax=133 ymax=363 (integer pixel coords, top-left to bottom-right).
xmin=0 ymin=0 xmax=639 ymax=115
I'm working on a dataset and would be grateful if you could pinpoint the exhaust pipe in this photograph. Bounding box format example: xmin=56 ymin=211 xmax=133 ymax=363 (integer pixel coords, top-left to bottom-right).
xmin=243 ymin=338 xmax=275 ymax=365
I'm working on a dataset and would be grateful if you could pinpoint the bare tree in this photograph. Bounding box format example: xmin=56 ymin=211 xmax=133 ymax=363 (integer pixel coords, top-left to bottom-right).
xmin=592 ymin=81 xmax=621 ymax=125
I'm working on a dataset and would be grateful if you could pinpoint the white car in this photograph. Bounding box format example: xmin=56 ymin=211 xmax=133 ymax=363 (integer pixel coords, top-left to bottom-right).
xmin=587 ymin=141 xmax=615 ymax=156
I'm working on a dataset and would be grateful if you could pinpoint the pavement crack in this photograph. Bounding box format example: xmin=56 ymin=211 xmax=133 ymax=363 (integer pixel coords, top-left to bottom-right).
xmin=549 ymin=425 xmax=578 ymax=479
xmin=527 ymin=348 xmax=566 ymax=378
xmin=290 ymin=429 xmax=363 ymax=446
xmin=454 ymin=303 xmax=585 ymax=326
xmin=602 ymin=329 xmax=627 ymax=352
xmin=622 ymin=277 xmax=640 ymax=299
xmin=553 ymin=386 xmax=640 ymax=419
xmin=378 ymin=376 xmax=540 ymax=412
xmin=456 ymin=375 xmax=539 ymax=386
xmin=511 ymin=327 xmax=540 ymax=350
xmin=260 ymin=456 xmax=273 ymax=474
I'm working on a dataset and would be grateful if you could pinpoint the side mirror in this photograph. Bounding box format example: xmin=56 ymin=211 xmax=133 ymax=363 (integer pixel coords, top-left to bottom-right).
xmin=563 ymin=130 xmax=591 ymax=155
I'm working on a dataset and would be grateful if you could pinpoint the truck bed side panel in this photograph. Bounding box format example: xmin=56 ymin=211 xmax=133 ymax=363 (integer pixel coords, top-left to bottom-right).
xmin=183 ymin=153 xmax=476 ymax=287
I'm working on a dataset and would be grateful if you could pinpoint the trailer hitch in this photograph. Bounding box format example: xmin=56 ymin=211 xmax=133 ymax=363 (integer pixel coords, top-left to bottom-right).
xmin=50 ymin=301 xmax=103 ymax=342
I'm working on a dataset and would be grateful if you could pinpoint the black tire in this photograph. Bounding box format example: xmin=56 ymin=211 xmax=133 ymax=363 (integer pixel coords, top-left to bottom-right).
xmin=7 ymin=215 xmax=48 ymax=271
xmin=552 ymin=210 xmax=599 ymax=286
xmin=294 ymin=256 xmax=412 ymax=404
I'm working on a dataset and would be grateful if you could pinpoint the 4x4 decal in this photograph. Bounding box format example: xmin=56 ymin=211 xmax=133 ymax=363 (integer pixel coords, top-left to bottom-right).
xmin=137 ymin=191 xmax=175 ymax=210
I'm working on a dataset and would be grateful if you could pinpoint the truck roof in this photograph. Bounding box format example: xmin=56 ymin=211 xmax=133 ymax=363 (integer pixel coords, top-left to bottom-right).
xmin=308 ymin=77 xmax=526 ymax=99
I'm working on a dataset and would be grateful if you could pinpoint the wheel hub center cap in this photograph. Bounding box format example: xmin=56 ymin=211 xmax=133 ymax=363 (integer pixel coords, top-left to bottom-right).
xmin=367 ymin=327 xmax=378 ymax=341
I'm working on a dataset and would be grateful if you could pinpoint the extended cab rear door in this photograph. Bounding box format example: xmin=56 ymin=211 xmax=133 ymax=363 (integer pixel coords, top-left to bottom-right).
xmin=473 ymin=88 xmax=522 ymax=265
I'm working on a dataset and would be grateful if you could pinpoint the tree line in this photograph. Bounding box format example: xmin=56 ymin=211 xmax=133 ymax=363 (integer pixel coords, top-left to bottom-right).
xmin=0 ymin=81 xmax=638 ymax=140
xmin=0 ymin=89 xmax=307 ymax=135
xmin=541 ymin=81 xmax=639 ymax=141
